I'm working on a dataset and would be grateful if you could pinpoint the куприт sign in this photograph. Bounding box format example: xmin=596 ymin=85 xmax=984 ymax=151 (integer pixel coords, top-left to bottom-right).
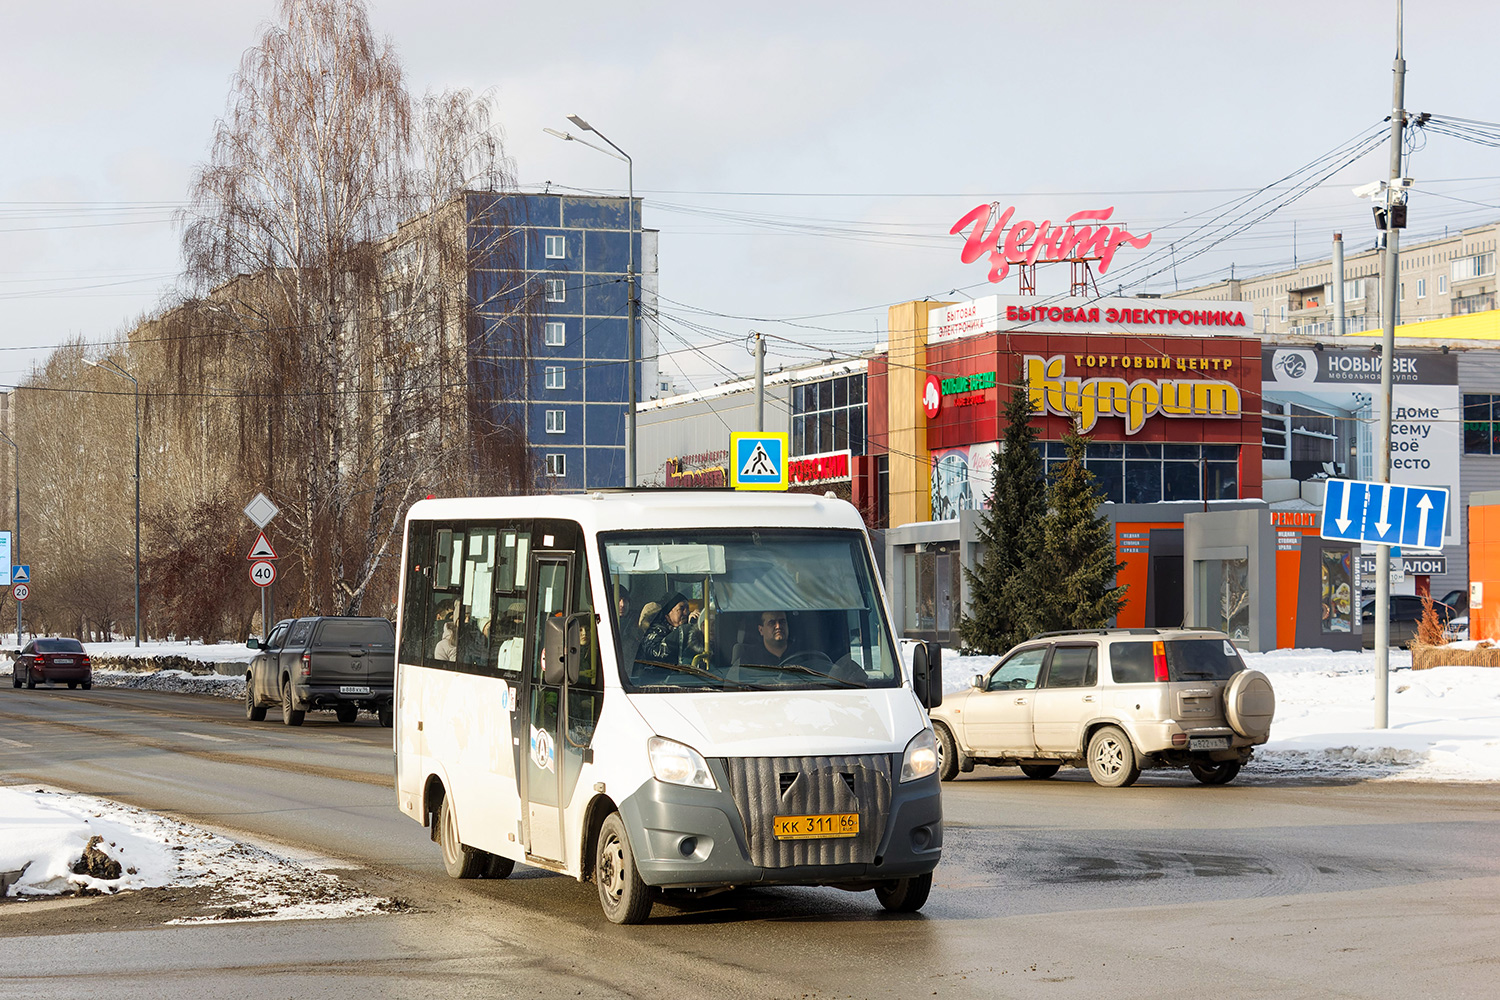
xmin=1025 ymin=353 xmax=1242 ymax=435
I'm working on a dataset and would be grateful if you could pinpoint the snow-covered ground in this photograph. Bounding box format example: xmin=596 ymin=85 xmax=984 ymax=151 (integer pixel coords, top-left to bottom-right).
xmin=3 ymin=640 xmax=1499 ymax=909
xmin=0 ymin=787 xmax=401 ymax=919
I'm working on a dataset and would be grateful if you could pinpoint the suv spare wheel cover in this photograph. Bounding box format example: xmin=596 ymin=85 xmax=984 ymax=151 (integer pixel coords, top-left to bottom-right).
xmin=1224 ymin=669 xmax=1275 ymax=740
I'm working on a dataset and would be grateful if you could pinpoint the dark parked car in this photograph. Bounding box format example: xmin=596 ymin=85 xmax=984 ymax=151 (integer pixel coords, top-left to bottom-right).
xmin=12 ymin=638 xmax=92 ymax=689
xmin=1361 ymin=596 xmax=1457 ymax=649
xmin=245 ymin=616 xmax=395 ymax=726
xmin=1440 ymin=589 xmax=1469 ymax=615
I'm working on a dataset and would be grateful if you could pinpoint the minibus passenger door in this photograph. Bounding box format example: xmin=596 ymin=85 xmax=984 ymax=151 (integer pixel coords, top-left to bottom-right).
xmin=521 ymin=555 xmax=571 ymax=864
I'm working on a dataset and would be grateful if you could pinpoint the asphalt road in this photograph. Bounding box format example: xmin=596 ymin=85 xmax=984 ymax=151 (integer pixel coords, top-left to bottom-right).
xmin=2 ymin=684 xmax=1499 ymax=999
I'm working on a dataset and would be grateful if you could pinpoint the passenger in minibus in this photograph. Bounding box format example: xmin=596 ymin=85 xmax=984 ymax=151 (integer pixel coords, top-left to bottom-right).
xmin=614 ymin=584 xmax=643 ymax=667
xmin=636 ymin=592 xmax=704 ymax=668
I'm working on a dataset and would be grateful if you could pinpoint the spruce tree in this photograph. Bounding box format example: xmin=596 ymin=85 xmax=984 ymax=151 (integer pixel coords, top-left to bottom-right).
xmin=959 ymin=380 xmax=1046 ymax=653
xmin=1034 ymin=425 xmax=1127 ymax=632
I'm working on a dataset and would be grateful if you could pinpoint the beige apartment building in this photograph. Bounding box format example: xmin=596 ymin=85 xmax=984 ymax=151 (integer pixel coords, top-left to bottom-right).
xmin=1169 ymin=221 xmax=1500 ymax=336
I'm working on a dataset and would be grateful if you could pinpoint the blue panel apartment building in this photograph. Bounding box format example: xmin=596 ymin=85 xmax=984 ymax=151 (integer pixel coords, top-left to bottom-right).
xmin=466 ymin=192 xmax=659 ymax=491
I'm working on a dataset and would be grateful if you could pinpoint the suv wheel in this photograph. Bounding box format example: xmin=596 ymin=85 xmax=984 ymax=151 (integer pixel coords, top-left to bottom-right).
xmin=934 ymin=723 xmax=959 ymax=782
xmin=1087 ymin=725 xmax=1140 ymax=787
xmin=1188 ymin=758 xmax=1242 ymax=785
xmin=1020 ymin=763 xmax=1060 ymax=780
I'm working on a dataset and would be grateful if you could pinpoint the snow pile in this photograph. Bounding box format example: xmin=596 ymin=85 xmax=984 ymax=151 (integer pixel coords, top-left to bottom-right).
xmin=0 ymin=787 xmax=399 ymax=920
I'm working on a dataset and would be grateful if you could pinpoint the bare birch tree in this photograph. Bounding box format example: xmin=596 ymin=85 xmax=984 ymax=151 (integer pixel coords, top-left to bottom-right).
xmin=176 ymin=0 xmax=525 ymax=616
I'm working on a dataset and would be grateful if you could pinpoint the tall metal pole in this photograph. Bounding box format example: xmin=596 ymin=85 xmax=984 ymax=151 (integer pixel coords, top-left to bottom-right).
xmin=0 ymin=431 xmax=19 ymax=644
xmin=1374 ymin=0 xmax=1406 ymax=729
xmin=131 ymin=375 xmax=141 ymax=647
xmin=752 ymin=332 xmax=766 ymax=431
xmin=1332 ymin=233 xmax=1346 ymax=337
xmin=558 ymin=116 xmax=636 ymax=487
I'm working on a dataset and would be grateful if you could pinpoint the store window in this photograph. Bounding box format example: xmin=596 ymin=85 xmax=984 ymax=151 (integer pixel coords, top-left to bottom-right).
xmin=791 ymin=373 xmax=866 ymax=457
xmin=1463 ymin=394 xmax=1500 ymax=454
xmin=1042 ymin=442 xmax=1239 ymax=504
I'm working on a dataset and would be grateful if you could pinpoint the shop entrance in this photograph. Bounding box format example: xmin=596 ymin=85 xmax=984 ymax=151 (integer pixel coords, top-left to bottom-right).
xmin=1145 ymin=529 xmax=1184 ymax=628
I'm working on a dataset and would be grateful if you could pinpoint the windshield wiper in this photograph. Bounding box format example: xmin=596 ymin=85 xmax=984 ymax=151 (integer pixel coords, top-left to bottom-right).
xmin=631 ymin=658 xmax=763 ymax=690
xmin=731 ymin=661 xmax=865 ymax=688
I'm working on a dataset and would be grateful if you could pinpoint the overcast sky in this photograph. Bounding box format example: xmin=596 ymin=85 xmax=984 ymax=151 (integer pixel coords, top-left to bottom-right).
xmin=4 ymin=1 xmax=1499 ymax=393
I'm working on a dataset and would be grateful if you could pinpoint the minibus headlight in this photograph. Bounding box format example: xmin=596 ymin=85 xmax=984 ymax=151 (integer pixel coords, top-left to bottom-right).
xmin=648 ymin=736 xmax=717 ymax=789
xmin=900 ymin=728 xmax=938 ymax=782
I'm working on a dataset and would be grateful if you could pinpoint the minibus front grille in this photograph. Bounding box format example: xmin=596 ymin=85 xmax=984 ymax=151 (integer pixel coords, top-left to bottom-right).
xmin=721 ymin=754 xmax=892 ymax=868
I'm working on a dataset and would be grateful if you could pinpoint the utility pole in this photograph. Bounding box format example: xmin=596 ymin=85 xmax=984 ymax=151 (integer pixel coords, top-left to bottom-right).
xmin=752 ymin=332 xmax=766 ymax=431
xmin=0 ymin=430 xmax=18 ymax=645
xmin=1374 ymin=0 xmax=1407 ymax=729
xmin=1332 ymin=233 xmax=1346 ymax=337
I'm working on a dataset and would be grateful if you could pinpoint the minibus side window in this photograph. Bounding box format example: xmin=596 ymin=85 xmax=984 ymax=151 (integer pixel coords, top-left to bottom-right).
xmin=456 ymin=526 xmax=498 ymax=668
xmin=566 ymin=544 xmax=602 ymax=748
xmin=400 ymin=522 xmax=433 ymax=664
xmin=488 ymin=527 xmax=532 ymax=678
xmin=429 ymin=528 xmax=464 ymax=666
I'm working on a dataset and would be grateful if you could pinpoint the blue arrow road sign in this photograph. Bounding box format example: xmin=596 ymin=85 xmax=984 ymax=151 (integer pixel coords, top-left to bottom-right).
xmin=1320 ymin=478 xmax=1447 ymax=549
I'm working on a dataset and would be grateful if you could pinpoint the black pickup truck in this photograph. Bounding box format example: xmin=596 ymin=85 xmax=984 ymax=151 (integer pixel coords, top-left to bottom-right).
xmin=245 ymin=616 xmax=395 ymax=727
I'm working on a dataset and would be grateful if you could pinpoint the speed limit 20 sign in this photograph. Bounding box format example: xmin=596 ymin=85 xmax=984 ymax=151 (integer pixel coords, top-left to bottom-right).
xmin=12 ymin=583 xmax=28 ymax=602
xmin=249 ymin=561 xmax=276 ymax=588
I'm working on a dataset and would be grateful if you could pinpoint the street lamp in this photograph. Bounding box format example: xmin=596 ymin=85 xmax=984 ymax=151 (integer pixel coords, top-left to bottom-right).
xmin=547 ymin=114 xmax=638 ymax=487
xmin=0 ymin=429 xmax=19 ymax=643
xmin=85 ymin=358 xmax=140 ymax=647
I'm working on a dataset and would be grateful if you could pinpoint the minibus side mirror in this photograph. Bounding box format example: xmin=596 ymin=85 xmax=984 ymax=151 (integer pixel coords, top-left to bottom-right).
xmin=246 ymin=636 xmax=260 ymax=650
xmin=543 ymin=614 xmax=591 ymax=686
xmin=910 ymin=640 xmax=943 ymax=709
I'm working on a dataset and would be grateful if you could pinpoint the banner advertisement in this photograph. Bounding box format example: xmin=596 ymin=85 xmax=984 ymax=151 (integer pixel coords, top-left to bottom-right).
xmin=1262 ymin=345 xmax=1459 ymax=545
xmin=930 ymin=442 xmax=997 ymax=521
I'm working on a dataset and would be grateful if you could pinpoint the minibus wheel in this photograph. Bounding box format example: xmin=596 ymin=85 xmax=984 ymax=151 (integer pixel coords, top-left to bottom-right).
xmin=437 ymin=793 xmax=485 ymax=879
xmin=596 ymin=812 xmax=652 ymax=924
xmin=875 ymin=872 xmax=932 ymax=912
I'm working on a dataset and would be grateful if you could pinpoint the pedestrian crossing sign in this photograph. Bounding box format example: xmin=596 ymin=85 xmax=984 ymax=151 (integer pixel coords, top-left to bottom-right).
xmin=730 ymin=432 xmax=789 ymax=491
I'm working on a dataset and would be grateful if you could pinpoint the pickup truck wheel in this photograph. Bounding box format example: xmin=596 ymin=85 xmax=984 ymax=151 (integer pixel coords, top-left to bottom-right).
xmin=1086 ymin=725 xmax=1140 ymax=787
xmin=933 ymin=723 xmax=959 ymax=782
xmin=334 ymin=704 xmax=358 ymax=724
xmin=378 ymin=707 xmax=393 ymax=728
xmin=280 ymin=679 xmax=305 ymax=727
xmin=437 ymin=794 xmax=485 ymax=879
xmin=245 ymin=683 xmax=267 ymax=721
xmin=874 ymin=872 xmax=933 ymax=912
xmin=596 ymin=812 xmax=653 ymax=924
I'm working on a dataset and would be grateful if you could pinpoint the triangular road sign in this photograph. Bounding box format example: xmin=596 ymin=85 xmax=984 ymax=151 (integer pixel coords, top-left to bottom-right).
xmin=247 ymin=533 xmax=278 ymax=561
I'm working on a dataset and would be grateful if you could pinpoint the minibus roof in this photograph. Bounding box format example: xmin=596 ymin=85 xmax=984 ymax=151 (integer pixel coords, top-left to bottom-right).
xmin=407 ymin=490 xmax=867 ymax=534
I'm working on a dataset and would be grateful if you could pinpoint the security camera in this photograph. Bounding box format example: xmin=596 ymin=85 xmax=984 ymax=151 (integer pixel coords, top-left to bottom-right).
xmin=1352 ymin=180 xmax=1386 ymax=200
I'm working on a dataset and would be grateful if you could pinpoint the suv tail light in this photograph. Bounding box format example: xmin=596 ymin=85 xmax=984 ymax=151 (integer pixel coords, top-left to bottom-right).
xmin=301 ymin=652 xmax=312 ymax=677
xmin=1152 ymin=640 xmax=1169 ymax=682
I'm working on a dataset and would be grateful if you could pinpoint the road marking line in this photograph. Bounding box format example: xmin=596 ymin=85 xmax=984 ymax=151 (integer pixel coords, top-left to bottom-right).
xmin=0 ymin=737 xmax=30 ymax=748
xmin=175 ymin=731 xmax=233 ymax=743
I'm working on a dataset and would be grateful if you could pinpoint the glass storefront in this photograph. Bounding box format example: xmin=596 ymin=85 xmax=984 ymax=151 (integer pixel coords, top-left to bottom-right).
xmin=1042 ymin=442 xmax=1239 ymax=504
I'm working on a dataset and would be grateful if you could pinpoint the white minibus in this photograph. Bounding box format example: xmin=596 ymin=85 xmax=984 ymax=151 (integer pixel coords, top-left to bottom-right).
xmin=393 ymin=491 xmax=943 ymax=923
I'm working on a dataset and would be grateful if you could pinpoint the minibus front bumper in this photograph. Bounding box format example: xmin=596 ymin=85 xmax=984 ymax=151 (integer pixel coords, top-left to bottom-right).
xmin=618 ymin=756 xmax=942 ymax=889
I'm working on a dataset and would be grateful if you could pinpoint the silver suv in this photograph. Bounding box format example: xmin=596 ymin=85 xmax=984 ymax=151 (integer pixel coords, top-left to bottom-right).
xmin=930 ymin=628 xmax=1275 ymax=787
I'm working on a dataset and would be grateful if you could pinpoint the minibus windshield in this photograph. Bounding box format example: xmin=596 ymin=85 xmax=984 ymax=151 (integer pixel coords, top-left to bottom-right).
xmin=603 ymin=529 xmax=902 ymax=693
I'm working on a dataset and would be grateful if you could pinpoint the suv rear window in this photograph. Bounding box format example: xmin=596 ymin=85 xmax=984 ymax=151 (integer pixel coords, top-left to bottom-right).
xmin=316 ymin=619 xmax=395 ymax=646
xmin=35 ymin=638 xmax=85 ymax=653
xmin=1110 ymin=638 xmax=1245 ymax=683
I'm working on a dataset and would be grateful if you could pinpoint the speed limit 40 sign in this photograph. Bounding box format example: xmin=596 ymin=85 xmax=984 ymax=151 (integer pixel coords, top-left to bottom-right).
xmin=249 ymin=561 xmax=276 ymax=588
